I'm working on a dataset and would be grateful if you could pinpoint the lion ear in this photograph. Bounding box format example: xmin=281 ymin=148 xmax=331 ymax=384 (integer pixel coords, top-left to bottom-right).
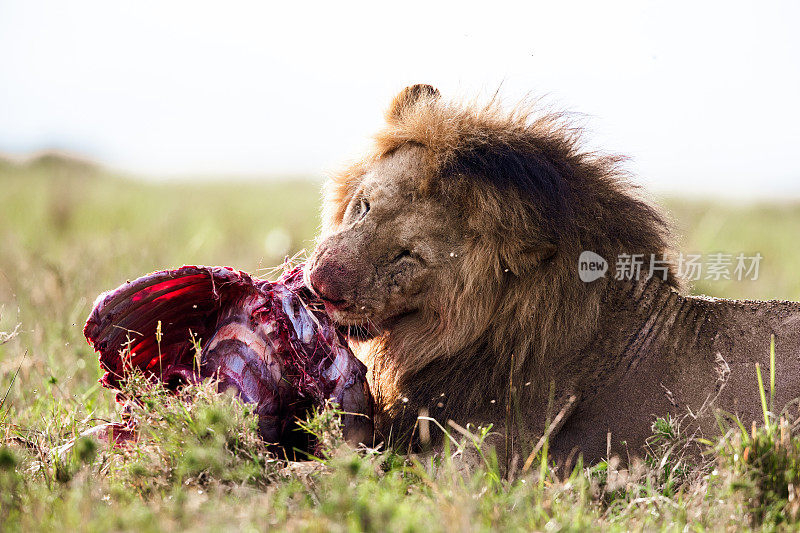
xmin=386 ymin=84 xmax=440 ymax=122
xmin=501 ymin=243 xmax=557 ymax=276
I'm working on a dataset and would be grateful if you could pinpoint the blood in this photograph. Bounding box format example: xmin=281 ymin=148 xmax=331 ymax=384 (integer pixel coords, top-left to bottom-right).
xmin=84 ymin=263 xmax=373 ymax=451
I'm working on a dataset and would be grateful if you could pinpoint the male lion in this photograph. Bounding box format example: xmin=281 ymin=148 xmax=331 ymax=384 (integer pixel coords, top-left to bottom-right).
xmin=305 ymin=84 xmax=800 ymax=467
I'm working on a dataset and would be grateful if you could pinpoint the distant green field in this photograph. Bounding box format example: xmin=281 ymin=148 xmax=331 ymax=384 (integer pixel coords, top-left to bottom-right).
xmin=2 ymin=157 xmax=800 ymax=530
xmin=667 ymin=198 xmax=800 ymax=301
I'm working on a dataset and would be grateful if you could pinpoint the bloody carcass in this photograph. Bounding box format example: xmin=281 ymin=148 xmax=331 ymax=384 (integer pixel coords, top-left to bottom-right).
xmin=83 ymin=264 xmax=373 ymax=450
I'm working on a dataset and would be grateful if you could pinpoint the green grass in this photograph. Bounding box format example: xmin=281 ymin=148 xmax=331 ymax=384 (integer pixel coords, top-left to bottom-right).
xmin=3 ymin=156 xmax=800 ymax=531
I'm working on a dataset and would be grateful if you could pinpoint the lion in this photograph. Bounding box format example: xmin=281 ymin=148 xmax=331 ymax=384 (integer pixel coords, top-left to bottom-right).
xmin=304 ymin=84 xmax=800 ymax=468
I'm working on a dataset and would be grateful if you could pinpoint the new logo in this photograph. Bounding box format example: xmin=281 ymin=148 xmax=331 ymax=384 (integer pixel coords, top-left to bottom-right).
xmin=578 ymin=251 xmax=608 ymax=283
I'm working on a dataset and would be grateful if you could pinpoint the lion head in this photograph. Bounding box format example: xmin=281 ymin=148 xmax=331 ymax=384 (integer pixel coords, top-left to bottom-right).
xmin=305 ymin=85 xmax=680 ymax=441
xmin=304 ymin=140 xmax=463 ymax=332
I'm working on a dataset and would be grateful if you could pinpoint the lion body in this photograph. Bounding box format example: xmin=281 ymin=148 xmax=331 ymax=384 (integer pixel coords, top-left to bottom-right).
xmin=306 ymin=85 xmax=800 ymax=467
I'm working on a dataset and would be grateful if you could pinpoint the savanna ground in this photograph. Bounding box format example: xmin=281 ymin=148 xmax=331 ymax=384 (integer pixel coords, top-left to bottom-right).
xmin=3 ymin=155 xmax=800 ymax=531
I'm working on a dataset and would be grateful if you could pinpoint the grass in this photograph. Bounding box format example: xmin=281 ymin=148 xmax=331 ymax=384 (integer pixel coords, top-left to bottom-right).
xmin=3 ymin=155 xmax=800 ymax=531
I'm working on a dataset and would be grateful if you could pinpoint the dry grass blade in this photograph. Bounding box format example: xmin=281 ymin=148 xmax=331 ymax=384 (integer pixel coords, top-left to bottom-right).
xmin=522 ymin=395 xmax=577 ymax=472
xmin=0 ymin=350 xmax=27 ymax=416
xmin=0 ymin=323 xmax=21 ymax=345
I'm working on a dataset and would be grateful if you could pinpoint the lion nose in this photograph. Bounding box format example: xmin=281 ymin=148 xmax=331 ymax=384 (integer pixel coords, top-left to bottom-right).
xmin=308 ymin=259 xmax=349 ymax=303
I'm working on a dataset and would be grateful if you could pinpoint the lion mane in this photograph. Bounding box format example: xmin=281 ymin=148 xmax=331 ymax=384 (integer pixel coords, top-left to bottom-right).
xmin=321 ymin=85 xmax=682 ymax=448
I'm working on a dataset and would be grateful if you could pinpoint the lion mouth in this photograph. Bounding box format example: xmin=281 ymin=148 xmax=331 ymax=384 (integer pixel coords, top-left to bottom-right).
xmin=328 ymin=308 xmax=383 ymax=340
xmin=327 ymin=306 xmax=374 ymax=326
xmin=321 ymin=299 xmax=351 ymax=315
xmin=330 ymin=307 xmax=420 ymax=341
xmin=326 ymin=303 xmax=401 ymax=341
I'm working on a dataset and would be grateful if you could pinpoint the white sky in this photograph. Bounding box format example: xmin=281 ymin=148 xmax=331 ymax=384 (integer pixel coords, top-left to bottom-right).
xmin=0 ymin=0 xmax=798 ymax=196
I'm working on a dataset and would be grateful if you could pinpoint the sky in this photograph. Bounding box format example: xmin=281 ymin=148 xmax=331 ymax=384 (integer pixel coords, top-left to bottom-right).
xmin=0 ymin=0 xmax=798 ymax=196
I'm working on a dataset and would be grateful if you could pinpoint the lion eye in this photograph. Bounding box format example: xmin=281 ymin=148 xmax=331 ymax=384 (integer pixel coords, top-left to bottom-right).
xmin=355 ymin=198 xmax=370 ymax=220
